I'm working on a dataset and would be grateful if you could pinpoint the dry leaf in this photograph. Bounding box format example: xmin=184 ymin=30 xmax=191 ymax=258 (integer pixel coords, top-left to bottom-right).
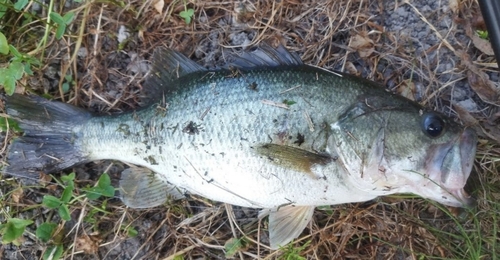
xmin=448 ymin=207 xmax=466 ymax=218
xmin=349 ymin=34 xmax=374 ymax=58
xmin=479 ymin=122 xmax=500 ymax=144
xmin=39 ymin=172 xmax=52 ymax=184
xmin=46 ymin=184 xmax=58 ymax=191
xmin=467 ymin=69 xmax=500 ymax=105
xmin=395 ymin=79 xmax=424 ymax=102
xmin=344 ymin=61 xmax=358 ymax=75
xmin=11 ymin=188 xmax=23 ymax=203
xmin=75 ymin=234 xmax=100 ymax=254
xmin=460 ymin=50 xmax=500 ymax=105
xmin=475 ymin=112 xmax=500 ymax=144
xmin=233 ymin=1 xmax=255 ymax=24
xmin=472 ymin=13 xmax=486 ymax=31
xmin=471 ymin=33 xmax=494 ymax=56
xmin=454 ymin=103 xmax=479 ymax=127
xmin=449 ymin=0 xmax=459 ymax=14
xmin=138 ymin=28 xmax=145 ymax=41
xmin=463 ymin=14 xmax=492 ymax=55
xmin=153 ymin=0 xmax=164 ymax=15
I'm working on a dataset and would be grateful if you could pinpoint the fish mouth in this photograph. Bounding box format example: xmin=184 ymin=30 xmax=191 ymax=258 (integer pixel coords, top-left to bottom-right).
xmin=427 ymin=128 xmax=477 ymax=207
xmin=447 ymin=187 xmax=476 ymax=208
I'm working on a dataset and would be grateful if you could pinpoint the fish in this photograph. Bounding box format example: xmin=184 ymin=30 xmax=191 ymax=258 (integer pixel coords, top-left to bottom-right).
xmin=3 ymin=44 xmax=477 ymax=249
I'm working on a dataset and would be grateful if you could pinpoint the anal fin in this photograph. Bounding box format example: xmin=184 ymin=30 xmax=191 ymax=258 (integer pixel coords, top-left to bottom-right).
xmin=260 ymin=205 xmax=315 ymax=249
xmin=119 ymin=167 xmax=185 ymax=209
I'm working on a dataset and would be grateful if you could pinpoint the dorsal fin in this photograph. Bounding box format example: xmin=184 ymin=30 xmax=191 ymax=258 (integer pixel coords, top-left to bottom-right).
xmin=149 ymin=48 xmax=206 ymax=82
xmin=228 ymin=43 xmax=303 ymax=69
xmin=140 ymin=48 xmax=207 ymax=105
xmin=140 ymin=44 xmax=303 ymax=105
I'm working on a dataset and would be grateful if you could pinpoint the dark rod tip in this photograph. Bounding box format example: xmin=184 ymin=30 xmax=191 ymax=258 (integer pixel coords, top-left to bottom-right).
xmin=478 ymin=0 xmax=500 ymax=70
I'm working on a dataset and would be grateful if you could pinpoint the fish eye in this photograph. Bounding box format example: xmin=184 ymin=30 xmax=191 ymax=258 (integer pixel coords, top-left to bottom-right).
xmin=421 ymin=112 xmax=445 ymax=138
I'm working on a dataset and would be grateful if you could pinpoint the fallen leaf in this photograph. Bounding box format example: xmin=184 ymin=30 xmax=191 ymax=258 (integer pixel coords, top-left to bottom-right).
xmin=344 ymin=61 xmax=359 ymax=75
xmin=451 ymin=78 xmax=500 ymax=143
xmin=472 ymin=13 xmax=486 ymax=31
xmin=138 ymin=28 xmax=145 ymax=41
xmin=349 ymin=34 xmax=374 ymax=58
xmin=474 ymin=112 xmax=500 ymax=144
xmin=471 ymin=33 xmax=494 ymax=56
xmin=454 ymin=103 xmax=479 ymax=127
xmin=11 ymin=188 xmax=23 ymax=203
xmin=395 ymin=79 xmax=424 ymax=102
xmin=459 ymin=50 xmax=500 ymax=105
xmin=153 ymin=0 xmax=164 ymax=15
xmin=233 ymin=1 xmax=255 ymax=24
xmin=75 ymin=234 xmax=100 ymax=254
xmin=46 ymin=184 xmax=58 ymax=191
xmin=467 ymin=69 xmax=499 ymax=105
xmin=449 ymin=0 xmax=459 ymax=14
xmin=479 ymin=122 xmax=500 ymax=144
xmin=39 ymin=172 xmax=52 ymax=186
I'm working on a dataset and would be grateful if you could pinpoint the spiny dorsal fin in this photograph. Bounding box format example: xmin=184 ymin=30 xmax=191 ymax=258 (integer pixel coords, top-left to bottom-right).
xmin=141 ymin=44 xmax=302 ymax=105
xmin=228 ymin=43 xmax=303 ymax=69
xmin=141 ymin=48 xmax=207 ymax=105
xmin=260 ymin=205 xmax=315 ymax=249
xmin=119 ymin=167 xmax=185 ymax=209
xmin=149 ymin=48 xmax=206 ymax=82
xmin=254 ymin=144 xmax=333 ymax=177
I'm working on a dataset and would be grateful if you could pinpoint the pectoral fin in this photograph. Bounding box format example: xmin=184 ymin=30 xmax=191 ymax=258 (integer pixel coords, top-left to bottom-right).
xmin=260 ymin=205 xmax=315 ymax=249
xmin=119 ymin=167 xmax=185 ymax=209
xmin=255 ymin=144 xmax=333 ymax=177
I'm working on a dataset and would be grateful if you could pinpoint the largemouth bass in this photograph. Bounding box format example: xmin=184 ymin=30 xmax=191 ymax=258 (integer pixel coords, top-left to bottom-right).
xmin=4 ymin=45 xmax=477 ymax=249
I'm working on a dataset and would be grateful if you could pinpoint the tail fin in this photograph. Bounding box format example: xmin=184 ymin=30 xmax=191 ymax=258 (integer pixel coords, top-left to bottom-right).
xmin=3 ymin=94 xmax=91 ymax=179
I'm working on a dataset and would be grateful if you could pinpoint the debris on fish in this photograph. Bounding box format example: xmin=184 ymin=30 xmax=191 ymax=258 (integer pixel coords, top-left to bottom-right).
xmin=3 ymin=44 xmax=477 ymax=249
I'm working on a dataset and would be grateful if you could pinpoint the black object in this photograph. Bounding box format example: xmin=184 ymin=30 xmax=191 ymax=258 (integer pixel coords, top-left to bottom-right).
xmin=478 ymin=0 xmax=500 ymax=70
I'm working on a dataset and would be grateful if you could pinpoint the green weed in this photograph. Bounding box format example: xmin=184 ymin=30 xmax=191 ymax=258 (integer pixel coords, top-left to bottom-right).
xmin=0 ymin=172 xmax=116 ymax=260
xmin=0 ymin=218 xmax=33 ymax=245
xmin=0 ymin=117 xmax=22 ymax=132
xmin=224 ymin=237 xmax=249 ymax=258
xmin=179 ymin=0 xmax=194 ymax=24
xmin=0 ymin=0 xmax=77 ymax=95
xmin=280 ymin=240 xmax=311 ymax=260
xmin=49 ymin=11 xmax=75 ymax=40
xmin=476 ymin=30 xmax=489 ymax=40
xmin=0 ymin=35 xmax=40 ymax=95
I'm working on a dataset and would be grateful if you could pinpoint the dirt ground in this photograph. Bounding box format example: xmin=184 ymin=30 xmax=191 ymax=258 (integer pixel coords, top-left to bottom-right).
xmin=1 ymin=0 xmax=499 ymax=259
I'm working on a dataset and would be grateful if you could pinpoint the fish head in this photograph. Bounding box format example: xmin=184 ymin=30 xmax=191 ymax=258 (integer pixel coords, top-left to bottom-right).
xmin=329 ymin=93 xmax=477 ymax=208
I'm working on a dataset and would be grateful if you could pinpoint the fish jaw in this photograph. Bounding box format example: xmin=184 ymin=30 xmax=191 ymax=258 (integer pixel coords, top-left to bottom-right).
xmin=423 ymin=128 xmax=477 ymax=207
